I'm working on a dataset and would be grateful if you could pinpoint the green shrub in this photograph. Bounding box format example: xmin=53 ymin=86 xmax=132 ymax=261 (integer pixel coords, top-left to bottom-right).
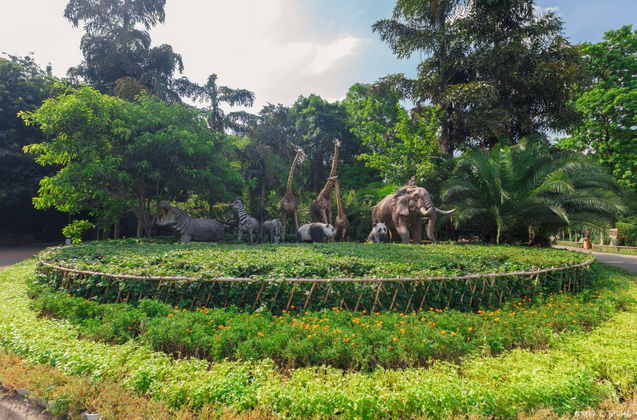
xmin=28 ymin=264 xmax=633 ymax=371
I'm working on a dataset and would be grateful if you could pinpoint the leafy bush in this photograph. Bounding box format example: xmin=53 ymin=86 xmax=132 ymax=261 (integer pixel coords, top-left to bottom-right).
xmin=37 ymin=241 xmax=594 ymax=310
xmin=28 ymin=264 xmax=634 ymax=371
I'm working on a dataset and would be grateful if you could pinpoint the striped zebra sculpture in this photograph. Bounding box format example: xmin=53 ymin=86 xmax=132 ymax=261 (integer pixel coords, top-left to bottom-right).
xmin=230 ymin=199 xmax=260 ymax=245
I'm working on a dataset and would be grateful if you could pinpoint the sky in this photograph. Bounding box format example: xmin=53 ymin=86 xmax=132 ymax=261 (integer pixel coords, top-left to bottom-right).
xmin=1 ymin=0 xmax=635 ymax=112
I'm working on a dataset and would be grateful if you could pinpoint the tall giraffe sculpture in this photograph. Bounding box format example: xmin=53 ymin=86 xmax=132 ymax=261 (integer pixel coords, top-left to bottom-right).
xmin=334 ymin=178 xmax=350 ymax=241
xmin=280 ymin=146 xmax=306 ymax=240
xmin=310 ymin=139 xmax=341 ymax=225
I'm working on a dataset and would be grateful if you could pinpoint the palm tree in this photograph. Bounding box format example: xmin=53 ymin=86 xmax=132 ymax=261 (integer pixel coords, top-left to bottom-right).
xmin=442 ymin=136 xmax=627 ymax=244
xmin=175 ymin=74 xmax=255 ymax=133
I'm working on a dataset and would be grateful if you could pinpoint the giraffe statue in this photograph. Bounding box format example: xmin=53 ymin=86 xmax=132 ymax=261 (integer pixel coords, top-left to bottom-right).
xmin=280 ymin=146 xmax=306 ymax=240
xmin=334 ymin=178 xmax=350 ymax=241
xmin=310 ymin=139 xmax=341 ymax=224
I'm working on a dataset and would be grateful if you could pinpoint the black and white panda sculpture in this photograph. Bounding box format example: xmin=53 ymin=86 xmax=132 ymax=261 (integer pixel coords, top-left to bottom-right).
xmin=367 ymin=222 xmax=390 ymax=243
xmin=296 ymin=222 xmax=337 ymax=243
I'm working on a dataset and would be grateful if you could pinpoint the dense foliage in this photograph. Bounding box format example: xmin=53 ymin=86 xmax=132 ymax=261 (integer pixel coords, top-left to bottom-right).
xmin=29 ymin=265 xmax=632 ymax=371
xmin=39 ymin=240 xmax=591 ymax=279
xmin=64 ymin=0 xmax=184 ymax=101
xmin=373 ymin=0 xmax=581 ymax=153
xmin=443 ymin=136 xmax=626 ymax=243
xmin=558 ymin=25 xmax=637 ymax=193
xmin=1 ymin=259 xmax=637 ymax=419
xmin=37 ymin=241 xmax=593 ymax=312
xmin=21 ymin=86 xmax=242 ymax=237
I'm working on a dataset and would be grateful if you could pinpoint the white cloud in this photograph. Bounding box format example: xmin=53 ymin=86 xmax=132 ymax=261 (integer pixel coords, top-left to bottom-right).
xmin=310 ymin=36 xmax=361 ymax=74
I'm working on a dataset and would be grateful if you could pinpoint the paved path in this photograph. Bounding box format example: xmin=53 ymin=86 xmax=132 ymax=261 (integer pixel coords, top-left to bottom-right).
xmin=553 ymin=245 xmax=637 ymax=275
xmin=0 ymin=245 xmax=58 ymax=271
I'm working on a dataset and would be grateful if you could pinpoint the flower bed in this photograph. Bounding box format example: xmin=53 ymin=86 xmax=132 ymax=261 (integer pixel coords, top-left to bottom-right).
xmin=1 ymin=259 xmax=637 ymax=419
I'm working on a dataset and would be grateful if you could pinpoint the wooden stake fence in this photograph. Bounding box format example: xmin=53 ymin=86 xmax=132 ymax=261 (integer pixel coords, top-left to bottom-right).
xmin=38 ymin=258 xmax=594 ymax=312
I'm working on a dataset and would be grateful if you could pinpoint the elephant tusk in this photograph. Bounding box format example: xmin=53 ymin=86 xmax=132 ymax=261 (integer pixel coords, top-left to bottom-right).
xmin=420 ymin=207 xmax=433 ymax=216
xmin=435 ymin=208 xmax=456 ymax=215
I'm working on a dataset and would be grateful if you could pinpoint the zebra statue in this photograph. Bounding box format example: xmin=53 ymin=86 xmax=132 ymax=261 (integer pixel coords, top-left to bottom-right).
xmin=261 ymin=219 xmax=283 ymax=243
xmin=230 ymin=199 xmax=260 ymax=245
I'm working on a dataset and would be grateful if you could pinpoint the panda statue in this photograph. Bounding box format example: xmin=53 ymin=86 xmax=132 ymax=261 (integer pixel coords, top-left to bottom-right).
xmin=367 ymin=222 xmax=390 ymax=243
xmin=296 ymin=222 xmax=337 ymax=243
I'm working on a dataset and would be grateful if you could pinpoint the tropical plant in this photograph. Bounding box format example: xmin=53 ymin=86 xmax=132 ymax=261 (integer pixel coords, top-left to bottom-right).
xmin=64 ymin=0 xmax=184 ymax=101
xmin=61 ymin=220 xmax=95 ymax=243
xmin=442 ymin=136 xmax=627 ymax=244
xmin=175 ymin=73 xmax=255 ymax=133
xmin=373 ymin=0 xmax=581 ymax=153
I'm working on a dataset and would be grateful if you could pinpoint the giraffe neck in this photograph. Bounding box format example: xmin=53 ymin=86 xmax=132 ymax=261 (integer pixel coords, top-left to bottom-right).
xmin=329 ymin=143 xmax=340 ymax=178
xmin=286 ymin=151 xmax=301 ymax=195
xmin=335 ymin=180 xmax=345 ymax=217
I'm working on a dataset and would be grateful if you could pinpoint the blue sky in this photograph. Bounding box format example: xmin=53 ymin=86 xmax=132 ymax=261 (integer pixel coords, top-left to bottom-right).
xmin=1 ymin=0 xmax=634 ymax=111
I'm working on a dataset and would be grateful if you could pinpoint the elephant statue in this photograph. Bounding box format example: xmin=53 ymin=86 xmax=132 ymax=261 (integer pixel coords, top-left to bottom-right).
xmin=371 ymin=178 xmax=455 ymax=244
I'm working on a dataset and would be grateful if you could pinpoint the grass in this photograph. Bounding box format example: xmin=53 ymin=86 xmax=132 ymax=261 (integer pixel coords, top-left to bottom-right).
xmin=1 ymin=256 xmax=636 ymax=419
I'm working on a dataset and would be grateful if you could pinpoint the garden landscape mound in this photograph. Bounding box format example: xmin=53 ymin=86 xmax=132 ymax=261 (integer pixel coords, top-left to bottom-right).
xmin=37 ymin=241 xmax=594 ymax=312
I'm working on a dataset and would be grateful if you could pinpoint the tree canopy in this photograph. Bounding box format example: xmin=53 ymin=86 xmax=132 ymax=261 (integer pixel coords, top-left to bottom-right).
xmin=373 ymin=0 xmax=582 ymax=154
xmin=65 ymin=0 xmax=183 ymax=102
xmin=558 ymin=25 xmax=637 ymax=193
xmin=21 ymin=85 xmax=241 ymax=237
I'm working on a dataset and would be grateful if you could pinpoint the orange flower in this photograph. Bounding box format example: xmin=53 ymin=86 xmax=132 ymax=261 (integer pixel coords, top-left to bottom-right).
xmin=468 ymin=327 xmax=473 ymax=332
xmin=257 ymin=332 xmax=264 ymax=337
xmin=494 ymin=318 xmax=500 ymax=322
xmin=451 ymin=332 xmax=456 ymax=337
xmin=290 ymin=305 xmax=295 ymax=309
xmin=66 ymin=294 xmax=71 ymax=297
xmin=393 ymin=337 xmax=398 ymax=342
xmin=441 ymin=331 xmax=447 ymax=335
xmin=168 ymin=314 xmax=173 ymax=317
xmin=389 ymin=345 xmax=394 ymax=349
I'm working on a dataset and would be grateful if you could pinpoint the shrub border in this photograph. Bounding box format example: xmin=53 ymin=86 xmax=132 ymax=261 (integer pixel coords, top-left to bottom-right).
xmin=38 ymin=258 xmax=594 ymax=312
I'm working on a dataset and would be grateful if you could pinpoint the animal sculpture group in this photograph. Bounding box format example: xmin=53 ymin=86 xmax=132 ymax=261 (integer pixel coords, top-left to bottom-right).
xmin=156 ymin=141 xmax=454 ymax=245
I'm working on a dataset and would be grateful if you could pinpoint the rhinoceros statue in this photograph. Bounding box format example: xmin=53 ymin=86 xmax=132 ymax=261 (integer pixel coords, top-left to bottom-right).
xmin=156 ymin=201 xmax=225 ymax=244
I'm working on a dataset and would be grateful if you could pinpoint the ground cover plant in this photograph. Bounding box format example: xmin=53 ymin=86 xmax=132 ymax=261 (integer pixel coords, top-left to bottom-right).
xmin=29 ymin=264 xmax=632 ymax=371
xmin=36 ymin=240 xmax=594 ymax=311
xmin=1 ymin=258 xmax=637 ymax=419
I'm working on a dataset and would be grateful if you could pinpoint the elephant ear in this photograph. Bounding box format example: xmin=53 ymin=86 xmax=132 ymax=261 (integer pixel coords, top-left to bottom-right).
xmin=392 ymin=187 xmax=411 ymax=217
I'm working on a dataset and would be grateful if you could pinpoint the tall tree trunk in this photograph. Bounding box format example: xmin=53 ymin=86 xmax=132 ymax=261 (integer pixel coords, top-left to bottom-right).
xmin=208 ymin=197 xmax=215 ymax=219
xmin=114 ymin=219 xmax=121 ymax=240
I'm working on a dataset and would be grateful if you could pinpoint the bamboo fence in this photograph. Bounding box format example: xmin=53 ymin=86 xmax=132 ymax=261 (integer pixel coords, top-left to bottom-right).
xmin=38 ymin=258 xmax=595 ymax=312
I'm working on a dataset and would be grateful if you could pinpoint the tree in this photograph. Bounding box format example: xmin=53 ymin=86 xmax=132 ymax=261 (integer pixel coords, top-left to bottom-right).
xmin=0 ymin=55 xmax=63 ymax=239
xmin=373 ymin=0 xmax=581 ymax=153
xmin=65 ymin=0 xmax=184 ymax=101
xmin=237 ymin=104 xmax=292 ymax=216
xmin=291 ymin=95 xmax=352 ymax=193
xmin=442 ymin=136 xmax=626 ymax=244
xmin=21 ymin=85 xmax=241 ymax=237
xmin=343 ymin=83 xmax=441 ymax=185
xmin=175 ymin=74 xmax=255 ymax=133
xmin=558 ymin=26 xmax=637 ymax=193
xmin=456 ymin=0 xmax=581 ymax=147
